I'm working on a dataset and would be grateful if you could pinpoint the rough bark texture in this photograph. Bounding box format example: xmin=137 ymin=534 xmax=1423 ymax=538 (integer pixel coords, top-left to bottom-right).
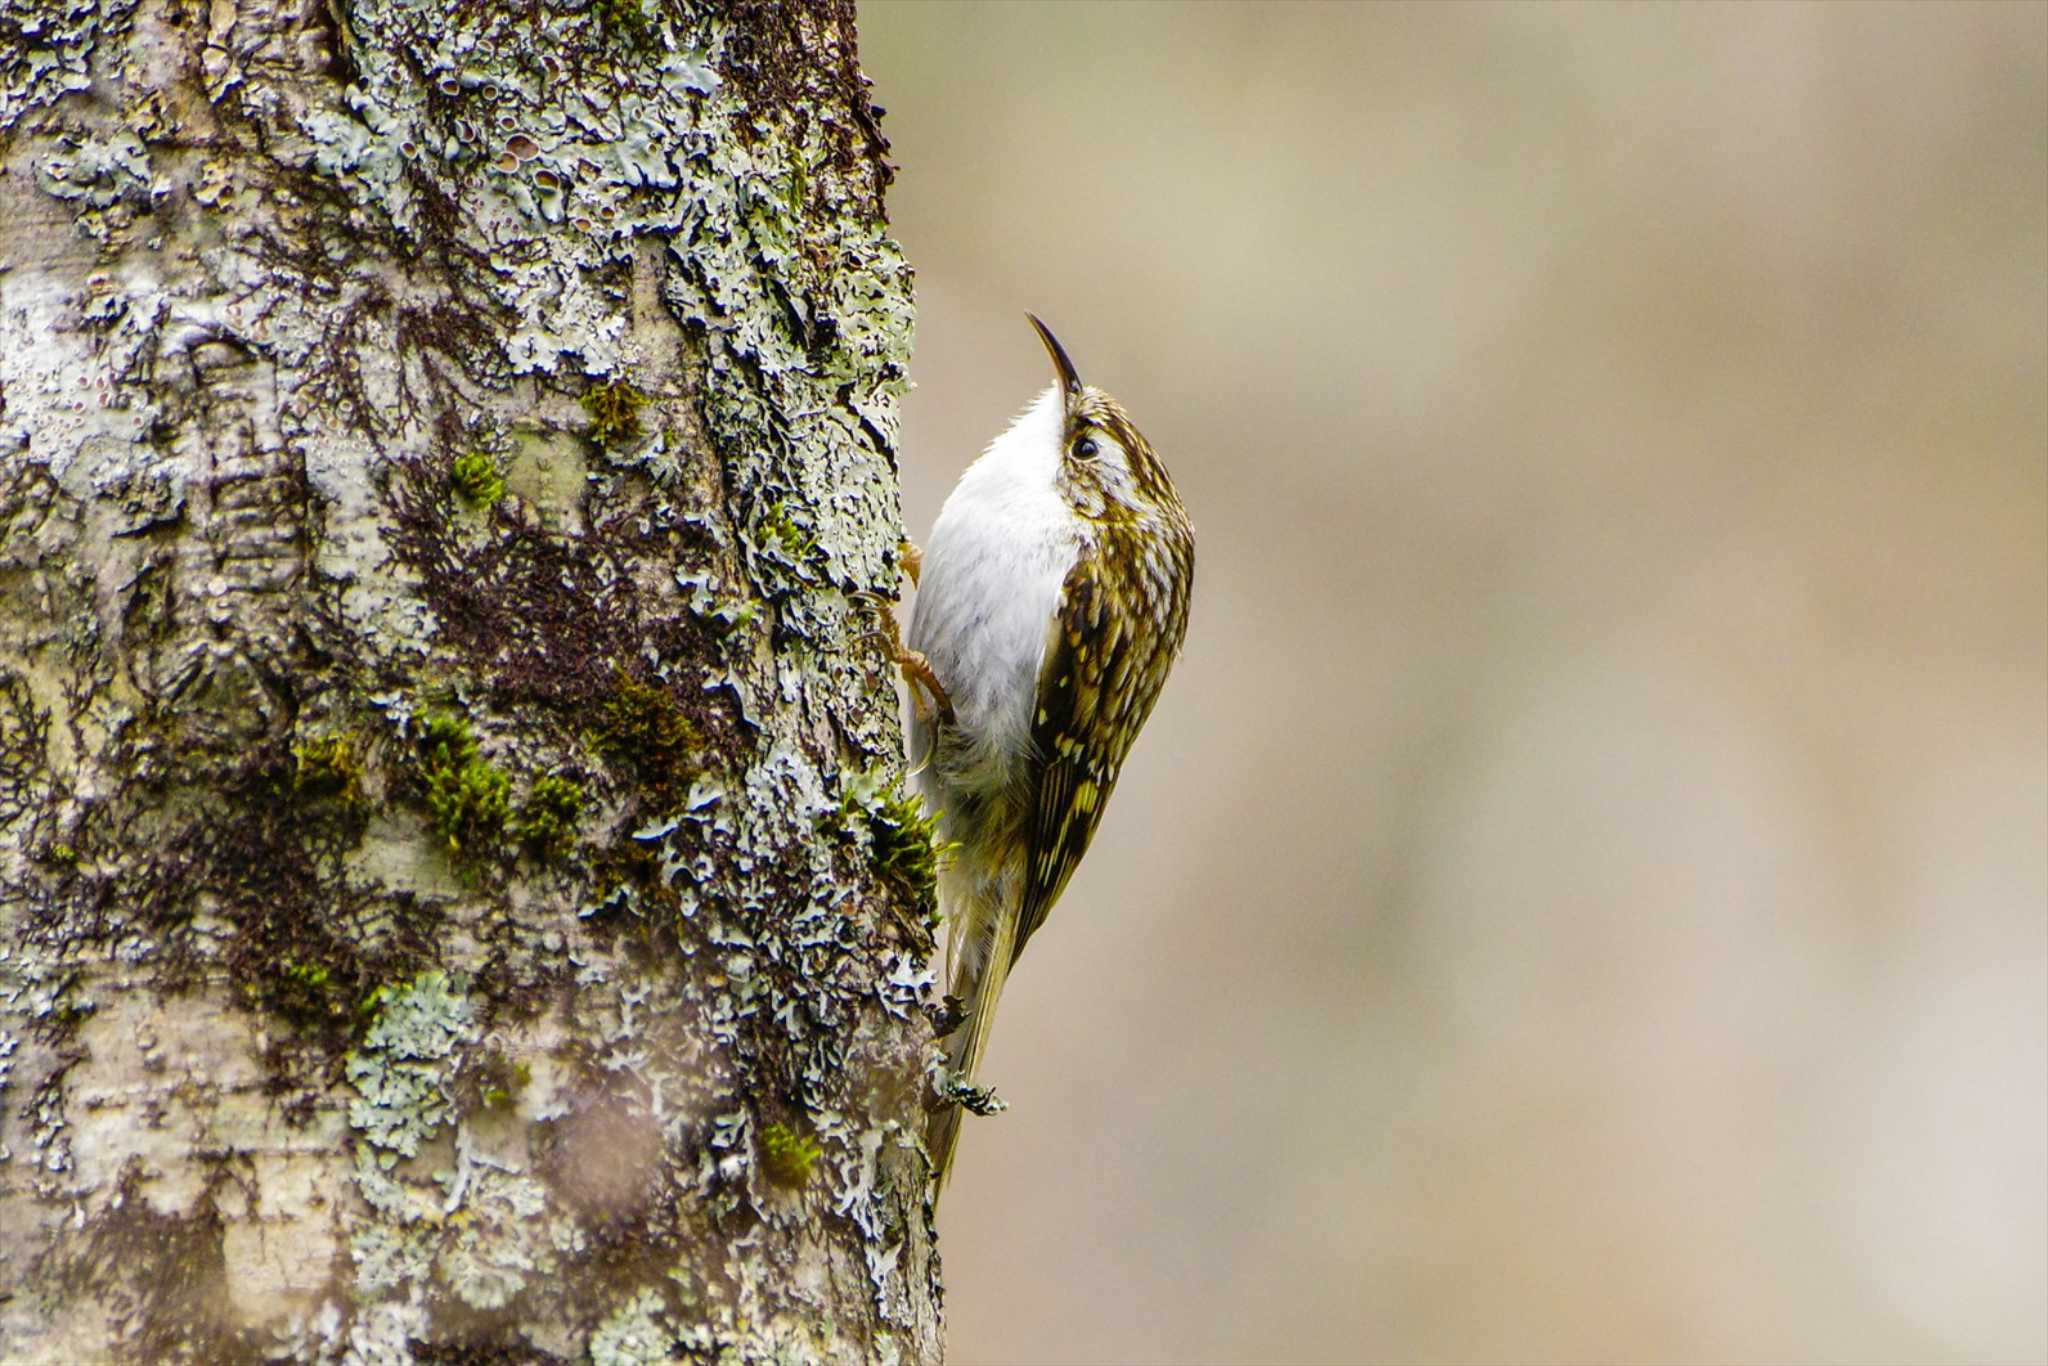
xmin=0 ymin=0 xmax=943 ymax=1359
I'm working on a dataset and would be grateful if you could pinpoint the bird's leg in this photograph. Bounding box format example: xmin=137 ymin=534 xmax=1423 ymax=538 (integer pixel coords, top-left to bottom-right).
xmin=850 ymin=591 xmax=955 ymax=726
xmin=885 ymin=619 xmax=954 ymax=726
xmin=899 ymin=538 xmax=924 ymax=588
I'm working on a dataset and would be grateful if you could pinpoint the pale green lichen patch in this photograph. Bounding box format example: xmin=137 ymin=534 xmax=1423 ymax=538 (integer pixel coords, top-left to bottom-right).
xmin=435 ymin=1173 xmax=547 ymax=1308
xmin=285 ymin=0 xmax=916 ymax=620
xmin=344 ymin=973 xmax=571 ymax=1319
xmin=1 ymin=0 xmax=142 ymax=132
xmin=590 ymin=1285 xmax=674 ymax=1366
xmin=31 ymin=123 xmax=153 ymax=250
xmin=663 ymin=90 xmax=916 ymax=610
xmin=346 ymin=970 xmax=473 ymax=1158
xmin=284 ymin=4 xmax=734 ymax=380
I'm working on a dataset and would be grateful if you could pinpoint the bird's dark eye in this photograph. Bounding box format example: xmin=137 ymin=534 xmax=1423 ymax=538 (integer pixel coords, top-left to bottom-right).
xmin=1074 ymin=437 xmax=1100 ymax=460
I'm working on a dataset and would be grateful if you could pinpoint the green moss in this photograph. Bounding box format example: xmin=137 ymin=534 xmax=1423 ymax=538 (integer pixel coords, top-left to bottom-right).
xmin=516 ymin=773 xmax=585 ymax=860
xmin=417 ymin=710 xmax=478 ymax=768
xmin=758 ymin=499 xmax=816 ymax=563
xmin=591 ymin=0 xmax=656 ymax=52
xmin=451 ymin=450 xmax=506 ymax=506
xmin=275 ymin=958 xmax=341 ymax=1028
xmin=272 ymin=958 xmax=344 ymax=1032
xmin=414 ymin=709 xmax=510 ymax=856
xmin=869 ymin=784 xmax=944 ymax=908
xmin=426 ymin=757 xmax=511 ymax=855
xmin=836 ymin=771 xmax=947 ymax=926
xmin=292 ymin=732 xmax=364 ymax=805
xmin=580 ymin=378 xmax=648 ymax=449
xmin=759 ymin=1122 xmax=823 ymax=1189
xmin=594 ymin=665 xmax=701 ymax=796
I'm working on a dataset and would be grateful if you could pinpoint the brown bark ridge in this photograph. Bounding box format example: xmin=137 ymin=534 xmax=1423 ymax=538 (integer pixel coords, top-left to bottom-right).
xmin=0 ymin=0 xmax=944 ymax=1359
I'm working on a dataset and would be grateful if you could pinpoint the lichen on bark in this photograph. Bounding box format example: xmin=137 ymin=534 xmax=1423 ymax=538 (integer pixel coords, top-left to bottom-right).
xmin=0 ymin=0 xmax=942 ymax=1360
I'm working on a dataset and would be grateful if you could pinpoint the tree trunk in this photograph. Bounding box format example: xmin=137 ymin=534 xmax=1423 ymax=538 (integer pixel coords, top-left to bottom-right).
xmin=0 ymin=0 xmax=942 ymax=1359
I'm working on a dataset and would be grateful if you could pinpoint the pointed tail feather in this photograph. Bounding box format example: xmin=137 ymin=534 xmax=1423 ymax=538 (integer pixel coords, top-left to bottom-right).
xmin=927 ymin=882 xmax=1019 ymax=1192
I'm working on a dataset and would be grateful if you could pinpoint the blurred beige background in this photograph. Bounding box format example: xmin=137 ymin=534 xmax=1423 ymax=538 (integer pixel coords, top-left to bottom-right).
xmin=860 ymin=4 xmax=2047 ymax=1363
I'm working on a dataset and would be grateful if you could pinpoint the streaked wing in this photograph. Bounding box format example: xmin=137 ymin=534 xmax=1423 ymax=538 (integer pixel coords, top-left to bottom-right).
xmin=1013 ymin=523 xmax=1193 ymax=961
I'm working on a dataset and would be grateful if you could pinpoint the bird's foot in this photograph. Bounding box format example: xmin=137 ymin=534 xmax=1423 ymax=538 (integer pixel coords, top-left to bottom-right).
xmin=899 ymin=538 xmax=924 ymax=588
xmin=850 ymin=591 xmax=955 ymax=726
xmin=927 ymin=1061 xmax=1007 ymax=1117
xmin=940 ymin=1075 xmax=1007 ymax=1117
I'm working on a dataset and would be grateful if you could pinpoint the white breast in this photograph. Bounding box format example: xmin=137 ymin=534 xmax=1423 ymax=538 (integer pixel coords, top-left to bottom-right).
xmin=909 ymin=387 xmax=1080 ymax=804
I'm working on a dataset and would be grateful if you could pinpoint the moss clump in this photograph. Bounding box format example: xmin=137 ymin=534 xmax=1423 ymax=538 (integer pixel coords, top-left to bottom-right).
xmin=869 ymin=783 xmax=943 ymax=905
xmin=580 ymin=378 xmax=648 ymax=449
xmin=426 ymin=759 xmax=510 ymax=856
xmin=840 ymin=776 xmax=947 ymax=926
xmin=451 ymin=450 xmax=506 ymax=506
xmin=275 ymin=959 xmax=346 ymax=1031
xmin=293 ymin=732 xmax=364 ymax=805
xmin=760 ymin=1122 xmax=823 ymax=1189
xmin=591 ymin=0 xmax=656 ymax=51
xmin=594 ymin=665 xmax=701 ymax=795
xmin=516 ymin=774 xmax=584 ymax=860
xmin=831 ymin=769 xmax=951 ymax=942
xmin=415 ymin=710 xmax=510 ymax=856
xmin=418 ymin=710 xmax=476 ymax=768
xmin=758 ymin=499 xmax=816 ymax=563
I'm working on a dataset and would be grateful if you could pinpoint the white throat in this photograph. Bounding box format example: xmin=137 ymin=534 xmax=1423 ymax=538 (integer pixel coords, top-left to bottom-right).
xmin=908 ymin=385 xmax=1082 ymax=802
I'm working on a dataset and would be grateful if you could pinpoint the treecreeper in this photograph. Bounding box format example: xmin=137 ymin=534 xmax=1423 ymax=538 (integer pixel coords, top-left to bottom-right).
xmin=873 ymin=316 xmax=1196 ymax=1190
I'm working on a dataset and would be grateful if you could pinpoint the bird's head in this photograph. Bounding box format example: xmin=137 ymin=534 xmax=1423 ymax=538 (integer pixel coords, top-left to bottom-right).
xmin=1026 ymin=314 xmax=1181 ymax=525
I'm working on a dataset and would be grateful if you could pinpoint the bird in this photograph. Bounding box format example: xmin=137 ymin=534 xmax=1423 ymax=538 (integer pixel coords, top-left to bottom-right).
xmin=889 ymin=315 xmax=1195 ymax=1190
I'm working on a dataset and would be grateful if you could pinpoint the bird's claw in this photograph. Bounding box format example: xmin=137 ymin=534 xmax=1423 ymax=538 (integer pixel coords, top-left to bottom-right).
xmin=851 ymin=591 xmax=955 ymax=726
xmin=940 ymin=1075 xmax=1007 ymax=1117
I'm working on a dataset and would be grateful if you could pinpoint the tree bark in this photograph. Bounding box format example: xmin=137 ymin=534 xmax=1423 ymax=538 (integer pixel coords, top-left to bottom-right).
xmin=0 ymin=0 xmax=942 ymax=1359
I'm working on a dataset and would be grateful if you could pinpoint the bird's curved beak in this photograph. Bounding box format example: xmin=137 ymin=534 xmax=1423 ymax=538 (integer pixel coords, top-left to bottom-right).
xmin=1027 ymin=313 xmax=1083 ymax=399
